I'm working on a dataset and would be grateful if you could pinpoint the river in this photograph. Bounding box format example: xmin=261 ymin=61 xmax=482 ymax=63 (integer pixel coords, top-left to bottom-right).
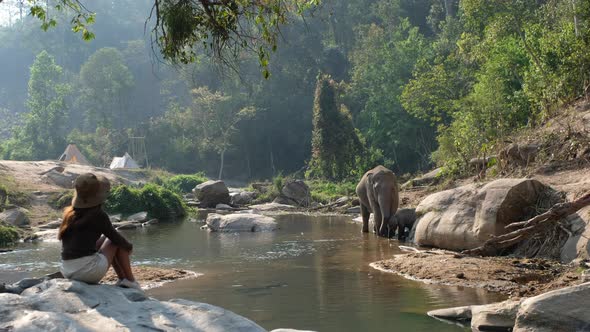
xmin=0 ymin=213 xmax=505 ymax=331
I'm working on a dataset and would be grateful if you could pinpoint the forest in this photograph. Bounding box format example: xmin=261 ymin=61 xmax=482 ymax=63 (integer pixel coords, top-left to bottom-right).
xmin=1 ymin=0 xmax=589 ymax=182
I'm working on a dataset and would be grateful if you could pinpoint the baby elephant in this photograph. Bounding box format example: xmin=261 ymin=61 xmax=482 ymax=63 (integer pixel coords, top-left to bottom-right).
xmin=387 ymin=208 xmax=417 ymax=240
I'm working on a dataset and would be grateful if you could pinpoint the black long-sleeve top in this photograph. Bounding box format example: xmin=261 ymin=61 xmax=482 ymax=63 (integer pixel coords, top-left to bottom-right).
xmin=60 ymin=206 xmax=133 ymax=260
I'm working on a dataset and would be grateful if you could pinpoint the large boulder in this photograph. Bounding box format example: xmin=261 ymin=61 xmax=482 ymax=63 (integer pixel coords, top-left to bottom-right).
xmin=274 ymin=180 xmax=311 ymax=207
xmin=41 ymin=170 xmax=78 ymax=189
xmin=414 ymin=179 xmax=551 ymax=251
xmin=193 ymin=180 xmax=230 ymax=208
xmin=0 ymin=279 xmax=266 ymax=331
xmin=560 ymin=206 xmax=590 ymax=263
xmin=206 ymin=213 xmax=277 ymax=232
xmin=514 ymin=282 xmax=590 ymax=332
xmin=0 ymin=207 xmax=30 ymax=227
xmin=231 ymin=191 xmax=257 ymax=206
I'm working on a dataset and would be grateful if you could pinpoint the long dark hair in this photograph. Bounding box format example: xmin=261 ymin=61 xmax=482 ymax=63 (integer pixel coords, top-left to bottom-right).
xmin=58 ymin=206 xmax=76 ymax=240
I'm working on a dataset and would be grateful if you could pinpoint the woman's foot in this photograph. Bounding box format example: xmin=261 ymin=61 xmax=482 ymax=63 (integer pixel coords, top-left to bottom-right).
xmin=117 ymin=278 xmax=142 ymax=290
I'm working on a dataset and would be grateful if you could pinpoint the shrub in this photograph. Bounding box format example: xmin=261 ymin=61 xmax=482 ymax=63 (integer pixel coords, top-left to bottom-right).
xmin=163 ymin=173 xmax=208 ymax=193
xmin=48 ymin=191 xmax=74 ymax=210
xmin=0 ymin=224 xmax=19 ymax=247
xmin=105 ymin=184 xmax=187 ymax=220
xmin=308 ymin=180 xmax=357 ymax=204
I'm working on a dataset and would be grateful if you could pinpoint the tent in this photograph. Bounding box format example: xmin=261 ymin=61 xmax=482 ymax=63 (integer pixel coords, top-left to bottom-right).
xmin=109 ymin=153 xmax=140 ymax=169
xmin=58 ymin=144 xmax=92 ymax=166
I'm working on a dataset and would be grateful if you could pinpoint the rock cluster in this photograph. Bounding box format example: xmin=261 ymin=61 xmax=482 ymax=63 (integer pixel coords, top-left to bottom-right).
xmin=428 ymin=281 xmax=590 ymax=332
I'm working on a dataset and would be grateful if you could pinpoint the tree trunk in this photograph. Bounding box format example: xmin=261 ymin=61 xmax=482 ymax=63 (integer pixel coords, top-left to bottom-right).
xmin=572 ymin=0 xmax=579 ymax=37
xmin=218 ymin=148 xmax=225 ymax=180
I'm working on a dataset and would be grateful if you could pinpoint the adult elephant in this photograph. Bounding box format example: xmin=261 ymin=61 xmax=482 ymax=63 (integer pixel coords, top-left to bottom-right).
xmin=356 ymin=165 xmax=399 ymax=237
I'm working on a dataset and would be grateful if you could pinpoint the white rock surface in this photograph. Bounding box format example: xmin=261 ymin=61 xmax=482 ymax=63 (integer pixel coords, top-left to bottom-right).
xmin=250 ymin=202 xmax=297 ymax=212
xmin=0 ymin=207 xmax=30 ymax=227
xmin=216 ymin=203 xmax=233 ymax=210
xmin=127 ymin=211 xmax=148 ymax=223
xmin=206 ymin=213 xmax=277 ymax=232
xmin=0 ymin=279 xmax=266 ymax=332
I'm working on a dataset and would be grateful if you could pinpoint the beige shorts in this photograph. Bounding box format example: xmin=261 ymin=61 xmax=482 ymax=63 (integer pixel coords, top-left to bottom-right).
xmin=60 ymin=253 xmax=110 ymax=284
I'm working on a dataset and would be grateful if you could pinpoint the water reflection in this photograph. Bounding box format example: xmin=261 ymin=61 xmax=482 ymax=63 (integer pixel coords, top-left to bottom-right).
xmin=0 ymin=214 xmax=504 ymax=332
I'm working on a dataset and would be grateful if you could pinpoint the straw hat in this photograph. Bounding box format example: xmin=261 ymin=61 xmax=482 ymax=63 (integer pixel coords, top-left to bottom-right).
xmin=72 ymin=173 xmax=111 ymax=208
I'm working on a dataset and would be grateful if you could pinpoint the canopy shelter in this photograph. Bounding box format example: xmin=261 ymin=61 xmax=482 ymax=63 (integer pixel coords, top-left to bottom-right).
xmin=58 ymin=144 xmax=92 ymax=166
xmin=109 ymin=153 xmax=140 ymax=169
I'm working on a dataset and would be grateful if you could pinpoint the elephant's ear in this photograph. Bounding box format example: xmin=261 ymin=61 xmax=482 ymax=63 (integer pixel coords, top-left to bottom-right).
xmin=367 ymin=172 xmax=377 ymax=199
xmin=367 ymin=172 xmax=374 ymax=185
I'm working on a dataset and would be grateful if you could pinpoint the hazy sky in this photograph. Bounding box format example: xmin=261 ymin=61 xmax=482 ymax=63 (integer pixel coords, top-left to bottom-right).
xmin=0 ymin=2 xmax=25 ymax=27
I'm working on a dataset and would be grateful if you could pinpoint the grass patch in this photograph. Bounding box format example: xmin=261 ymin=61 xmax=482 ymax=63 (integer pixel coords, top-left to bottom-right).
xmin=0 ymin=224 xmax=19 ymax=247
xmin=162 ymin=173 xmax=208 ymax=194
xmin=308 ymin=180 xmax=357 ymax=204
xmin=105 ymin=184 xmax=188 ymax=220
xmin=0 ymin=178 xmax=31 ymax=209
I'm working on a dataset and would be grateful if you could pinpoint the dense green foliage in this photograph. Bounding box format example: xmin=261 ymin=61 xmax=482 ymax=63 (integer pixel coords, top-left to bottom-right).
xmin=308 ymin=180 xmax=357 ymax=204
xmin=1 ymin=0 xmax=589 ymax=180
xmin=162 ymin=173 xmax=208 ymax=194
xmin=105 ymin=184 xmax=187 ymax=219
xmin=0 ymin=224 xmax=20 ymax=247
xmin=3 ymin=51 xmax=69 ymax=160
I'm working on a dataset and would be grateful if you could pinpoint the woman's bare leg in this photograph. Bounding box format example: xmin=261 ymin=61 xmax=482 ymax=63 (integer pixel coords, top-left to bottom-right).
xmin=114 ymin=248 xmax=135 ymax=282
xmin=99 ymin=239 xmax=135 ymax=281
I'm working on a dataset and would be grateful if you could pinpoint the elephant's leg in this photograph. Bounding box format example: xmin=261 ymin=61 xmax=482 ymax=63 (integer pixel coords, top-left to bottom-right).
xmin=397 ymin=221 xmax=404 ymax=241
xmin=373 ymin=209 xmax=383 ymax=235
xmin=360 ymin=204 xmax=370 ymax=233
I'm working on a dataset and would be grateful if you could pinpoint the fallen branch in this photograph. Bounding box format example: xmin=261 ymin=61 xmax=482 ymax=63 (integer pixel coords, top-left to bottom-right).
xmin=463 ymin=191 xmax=590 ymax=256
xmin=306 ymin=201 xmax=346 ymax=212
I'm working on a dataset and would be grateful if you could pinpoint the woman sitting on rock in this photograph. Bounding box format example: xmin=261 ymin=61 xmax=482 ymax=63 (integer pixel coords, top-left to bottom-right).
xmin=58 ymin=173 xmax=140 ymax=290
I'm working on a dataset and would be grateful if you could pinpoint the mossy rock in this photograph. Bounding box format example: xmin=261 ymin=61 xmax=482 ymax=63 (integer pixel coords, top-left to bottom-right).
xmin=0 ymin=224 xmax=19 ymax=247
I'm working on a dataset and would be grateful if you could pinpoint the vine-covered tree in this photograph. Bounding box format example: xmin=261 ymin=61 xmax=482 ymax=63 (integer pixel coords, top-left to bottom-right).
xmin=309 ymin=74 xmax=363 ymax=180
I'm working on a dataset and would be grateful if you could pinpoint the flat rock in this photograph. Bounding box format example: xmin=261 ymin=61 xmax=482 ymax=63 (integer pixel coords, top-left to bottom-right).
xmin=206 ymin=213 xmax=277 ymax=232
xmin=41 ymin=170 xmax=77 ymax=189
xmin=346 ymin=206 xmax=360 ymax=214
xmin=39 ymin=219 xmax=62 ymax=229
xmin=216 ymin=203 xmax=233 ymax=210
xmin=0 ymin=207 xmax=30 ymax=227
xmin=429 ymin=300 xmax=521 ymax=331
xmin=0 ymin=279 xmax=266 ymax=331
xmin=250 ymin=202 xmax=297 ymax=212
xmin=142 ymin=219 xmax=159 ymax=226
xmin=127 ymin=211 xmax=148 ymax=222
xmin=115 ymin=221 xmax=140 ymax=230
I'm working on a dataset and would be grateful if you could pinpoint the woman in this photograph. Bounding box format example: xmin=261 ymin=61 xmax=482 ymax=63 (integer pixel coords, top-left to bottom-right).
xmin=58 ymin=173 xmax=140 ymax=290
